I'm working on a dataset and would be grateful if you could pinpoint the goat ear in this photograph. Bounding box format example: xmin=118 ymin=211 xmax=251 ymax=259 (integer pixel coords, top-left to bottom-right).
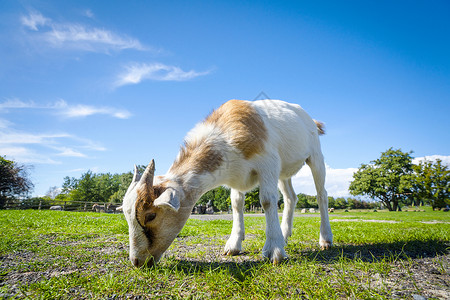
xmin=132 ymin=164 xmax=141 ymax=182
xmin=153 ymin=188 xmax=180 ymax=212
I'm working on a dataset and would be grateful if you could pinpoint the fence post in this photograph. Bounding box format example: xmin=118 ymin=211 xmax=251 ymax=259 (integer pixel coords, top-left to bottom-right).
xmin=38 ymin=200 xmax=42 ymax=210
xmin=63 ymin=202 xmax=66 ymax=211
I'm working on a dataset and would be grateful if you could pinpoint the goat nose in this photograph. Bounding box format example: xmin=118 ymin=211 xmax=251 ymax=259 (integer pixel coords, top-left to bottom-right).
xmin=132 ymin=258 xmax=140 ymax=268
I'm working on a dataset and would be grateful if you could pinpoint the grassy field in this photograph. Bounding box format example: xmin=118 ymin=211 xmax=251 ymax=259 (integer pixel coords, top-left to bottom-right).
xmin=0 ymin=209 xmax=449 ymax=299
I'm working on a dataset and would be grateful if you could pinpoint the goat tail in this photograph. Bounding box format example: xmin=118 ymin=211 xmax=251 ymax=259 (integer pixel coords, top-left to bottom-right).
xmin=313 ymin=120 xmax=325 ymax=135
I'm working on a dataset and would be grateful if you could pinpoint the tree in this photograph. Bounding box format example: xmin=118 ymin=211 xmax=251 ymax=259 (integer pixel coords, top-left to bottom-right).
xmin=198 ymin=186 xmax=231 ymax=211
xmin=412 ymin=159 xmax=450 ymax=209
xmin=56 ymin=166 xmax=145 ymax=204
xmin=0 ymin=156 xmax=33 ymax=208
xmin=296 ymin=193 xmax=318 ymax=209
xmin=245 ymin=187 xmax=261 ymax=211
xmin=349 ymin=148 xmax=414 ymax=211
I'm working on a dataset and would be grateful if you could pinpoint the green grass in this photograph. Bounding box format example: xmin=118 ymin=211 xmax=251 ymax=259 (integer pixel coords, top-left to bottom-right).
xmin=0 ymin=210 xmax=449 ymax=299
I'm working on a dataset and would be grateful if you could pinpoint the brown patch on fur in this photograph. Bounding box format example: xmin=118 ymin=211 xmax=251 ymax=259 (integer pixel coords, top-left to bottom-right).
xmin=135 ymin=182 xmax=167 ymax=228
xmin=205 ymin=100 xmax=267 ymax=159
xmin=170 ymin=136 xmax=224 ymax=176
xmin=314 ymin=120 xmax=325 ymax=135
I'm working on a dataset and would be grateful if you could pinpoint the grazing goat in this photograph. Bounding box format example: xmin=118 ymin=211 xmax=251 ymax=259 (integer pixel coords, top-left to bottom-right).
xmin=92 ymin=204 xmax=106 ymax=213
xmin=121 ymin=99 xmax=332 ymax=267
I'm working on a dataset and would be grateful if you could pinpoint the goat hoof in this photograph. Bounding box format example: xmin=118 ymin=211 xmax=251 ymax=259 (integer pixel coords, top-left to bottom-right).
xmin=320 ymin=241 xmax=332 ymax=250
xmin=272 ymin=256 xmax=286 ymax=265
xmin=222 ymin=249 xmax=240 ymax=256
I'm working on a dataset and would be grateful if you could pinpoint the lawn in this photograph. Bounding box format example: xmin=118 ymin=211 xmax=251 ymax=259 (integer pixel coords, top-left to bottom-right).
xmin=0 ymin=209 xmax=449 ymax=299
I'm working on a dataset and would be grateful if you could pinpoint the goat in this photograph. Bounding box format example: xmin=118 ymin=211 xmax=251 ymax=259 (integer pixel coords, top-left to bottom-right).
xmin=121 ymin=99 xmax=332 ymax=267
xmin=92 ymin=204 xmax=106 ymax=213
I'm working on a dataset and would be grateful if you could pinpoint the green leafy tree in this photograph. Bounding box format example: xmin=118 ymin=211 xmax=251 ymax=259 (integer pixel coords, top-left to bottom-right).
xmin=198 ymin=186 xmax=231 ymax=211
xmin=349 ymin=148 xmax=414 ymax=211
xmin=0 ymin=156 xmax=33 ymax=208
xmin=57 ymin=166 xmax=145 ymax=205
xmin=245 ymin=187 xmax=261 ymax=211
xmin=109 ymin=172 xmax=133 ymax=203
xmin=335 ymin=197 xmax=349 ymax=209
xmin=412 ymin=159 xmax=450 ymax=209
xmin=296 ymin=193 xmax=318 ymax=209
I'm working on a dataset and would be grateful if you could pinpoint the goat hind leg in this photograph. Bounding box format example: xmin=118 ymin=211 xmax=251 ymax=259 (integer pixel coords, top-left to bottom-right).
xmin=307 ymin=154 xmax=333 ymax=249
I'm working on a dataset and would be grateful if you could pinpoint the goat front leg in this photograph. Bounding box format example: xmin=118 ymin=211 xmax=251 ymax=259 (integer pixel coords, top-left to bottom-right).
xmin=260 ymin=180 xmax=287 ymax=264
xmin=223 ymin=189 xmax=245 ymax=256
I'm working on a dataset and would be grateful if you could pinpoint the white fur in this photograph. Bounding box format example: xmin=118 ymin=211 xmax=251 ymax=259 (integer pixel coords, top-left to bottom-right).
xmin=122 ymin=99 xmax=332 ymax=266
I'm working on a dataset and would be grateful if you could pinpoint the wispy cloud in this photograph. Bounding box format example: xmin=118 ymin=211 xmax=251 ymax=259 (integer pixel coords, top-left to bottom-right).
xmin=0 ymin=118 xmax=13 ymax=129
xmin=0 ymin=98 xmax=36 ymax=110
xmin=0 ymin=131 xmax=70 ymax=145
xmin=54 ymin=147 xmax=87 ymax=158
xmin=20 ymin=11 xmax=145 ymax=52
xmin=0 ymin=128 xmax=105 ymax=164
xmin=83 ymin=9 xmax=95 ymax=19
xmin=21 ymin=11 xmax=49 ymax=31
xmin=0 ymin=146 xmax=60 ymax=164
xmin=0 ymin=98 xmax=118 ymax=164
xmin=55 ymin=100 xmax=132 ymax=119
xmin=115 ymin=62 xmax=211 ymax=87
xmin=0 ymin=98 xmax=131 ymax=119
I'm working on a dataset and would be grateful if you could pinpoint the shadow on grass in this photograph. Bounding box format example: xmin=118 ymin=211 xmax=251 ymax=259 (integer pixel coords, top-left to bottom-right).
xmin=294 ymin=239 xmax=450 ymax=264
xmin=161 ymin=239 xmax=449 ymax=279
xmin=163 ymin=258 xmax=263 ymax=282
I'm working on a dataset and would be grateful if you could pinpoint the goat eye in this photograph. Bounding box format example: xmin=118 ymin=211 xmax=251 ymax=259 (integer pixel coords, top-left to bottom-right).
xmin=145 ymin=213 xmax=156 ymax=223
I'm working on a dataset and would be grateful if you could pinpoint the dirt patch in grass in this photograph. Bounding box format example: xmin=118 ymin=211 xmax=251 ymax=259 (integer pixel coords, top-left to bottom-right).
xmin=3 ymin=235 xmax=448 ymax=299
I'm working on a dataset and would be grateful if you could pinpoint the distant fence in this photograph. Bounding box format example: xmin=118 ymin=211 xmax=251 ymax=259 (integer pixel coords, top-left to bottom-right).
xmin=3 ymin=199 xmax=122 ymax=213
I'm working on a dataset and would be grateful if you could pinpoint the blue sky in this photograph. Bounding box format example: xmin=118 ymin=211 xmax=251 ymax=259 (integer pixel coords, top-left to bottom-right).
xmin=1 ymin=0 xmax=449 ymax=197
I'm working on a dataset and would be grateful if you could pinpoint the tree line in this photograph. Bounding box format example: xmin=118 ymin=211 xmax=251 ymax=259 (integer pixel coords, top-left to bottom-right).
xmin=1 ymin=148 xmax=449 ymax=211
xmin=349 ymin=148 xmax=449 ymax=211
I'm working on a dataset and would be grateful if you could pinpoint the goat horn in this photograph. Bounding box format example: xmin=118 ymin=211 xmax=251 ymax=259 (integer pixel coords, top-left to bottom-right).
xmin=132 ymin=164 xmax=141 ymax=182
xmin=141 ymin=159 xmax=155 ymax=187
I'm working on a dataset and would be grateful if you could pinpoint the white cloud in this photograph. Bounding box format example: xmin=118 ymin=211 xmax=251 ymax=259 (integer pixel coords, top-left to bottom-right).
xmin=0 ymin=118 xmax=13 ymax=129
xmin=0 ymin=98 xmax=36 ymax=110
xmin=0 ymin=98 xmax=131 ymax=119
xmin=55 ymin=147 xmax=87 ymax=158
xmin=0 ymin=146 xmax=59 ymax=164
xmin=21 ymin=11 xmax=49 ymax=31
xmin=44 ymin=24 xmax=144 ymax=52
xmin=57 ymin=102 xmax=132 ymax=119
xmin=0 ymin=129 xmax=104 ymax=164
xmin=0 ymin=98 xmax=112 ymax=164
xmin=413 ymin=155 xmax=450 ymax=166
xmin=115 ymin=63 xmax=211 ymax=87
xmin=20 ymin=11 xmax=145 ymax=52
xmin=292 ymin=164 xmax=357 ymax=198
xmin=0 ymin=131 xmax=70 ymax=145
xmin=83 ymin=9 xmax=95 ymax=19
